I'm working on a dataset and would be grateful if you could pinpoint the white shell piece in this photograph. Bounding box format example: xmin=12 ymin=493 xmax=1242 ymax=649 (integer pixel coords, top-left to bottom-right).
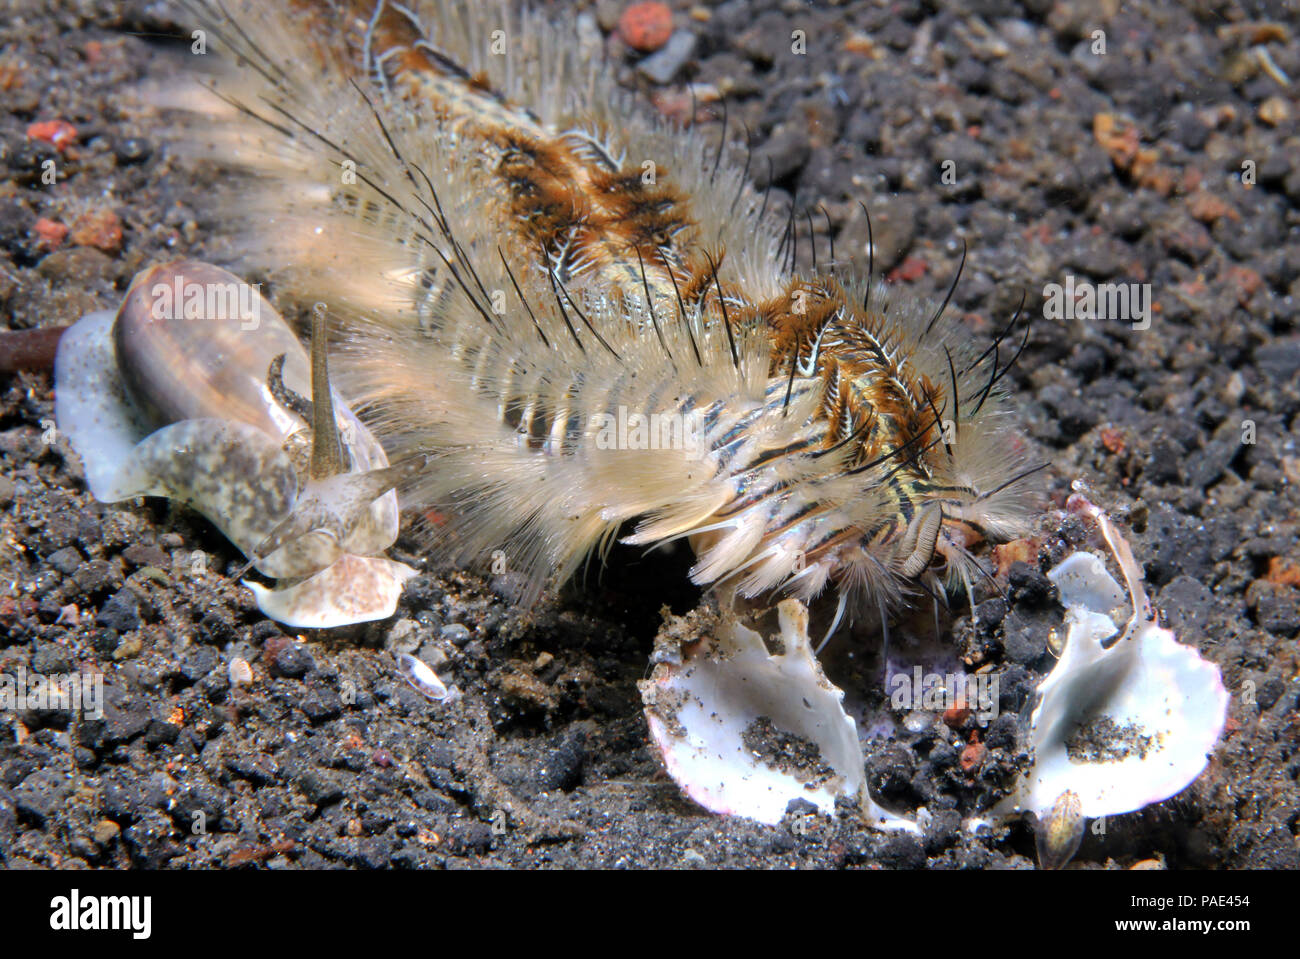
xmin=997 ymin=501 xmax=1228 ymax=823
xmin=396 ymin=651 xmax=455 ymax=702
xmin=640 ymin=599 xmax=918 ymax=831
xmin=1048 ymin=552 xmax=1126 ymax=616
xmin=245 ymin=554 xmax=417 ymax=629
xmin=228 ymin=657 xmax=254 ymax=686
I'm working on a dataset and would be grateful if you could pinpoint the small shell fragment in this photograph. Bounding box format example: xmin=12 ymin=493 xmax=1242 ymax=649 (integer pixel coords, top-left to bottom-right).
xmin=1035 ymin=789 xmax=1084 ymax=871
xmin=228 ymin=657 xmax=254 ymax=686
xmin=397 ymin=652 xmax=454 ymax=702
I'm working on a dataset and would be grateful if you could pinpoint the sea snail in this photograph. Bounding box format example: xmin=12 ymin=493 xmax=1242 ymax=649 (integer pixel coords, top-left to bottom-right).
xmin=54 ymin=259 xmax=421 ymax=627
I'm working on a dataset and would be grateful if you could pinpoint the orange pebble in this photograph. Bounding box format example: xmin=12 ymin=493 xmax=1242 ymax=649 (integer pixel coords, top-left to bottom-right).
xmin=1099 ymin=426 xmax=1126 ymax=455
xmin=26 ymin=119 xmax=77 ymax=152
xmin=70 ymin=208 xmax=123 ymax=253
xmin=943 ymin=703 xmax=972 ymax=729
xmin=1265 ymin=556 xmax=1300 ymax=588
xmin=33 ymin=217 xmax=68 ymax=251
xmin=887 ymin=256 xmax=928 ymax=283
xmin=618 ymin=2 xmax=673 ymax=53
xmin=960 ymin=741 xmax=986 ymax=773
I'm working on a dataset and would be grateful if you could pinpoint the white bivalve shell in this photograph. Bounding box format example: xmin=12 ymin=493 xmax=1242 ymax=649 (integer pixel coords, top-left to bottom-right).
xmin=54 ymin=260 xmax=419 ymax=627
xmin=640 ymin=598 xmax=919 ymax=831
xmin=988 ymin=496 xmax=1229 ymax=865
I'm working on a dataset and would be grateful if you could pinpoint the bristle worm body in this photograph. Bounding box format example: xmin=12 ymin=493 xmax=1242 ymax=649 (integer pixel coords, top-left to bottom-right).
xmin=162 ymin=0 xmax=1042 ymax=623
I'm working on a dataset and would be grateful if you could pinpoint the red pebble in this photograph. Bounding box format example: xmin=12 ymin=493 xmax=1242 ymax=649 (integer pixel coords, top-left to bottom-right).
xmin=618 ymin=2 xmax=673 ymax=53
xmin=942 ymin=702 xmax=972 ymax=729
xmin=1099 ymin=426 xmax=1126 ymax=455
xmin=70 ymin=208 xmax=123 ymax=253
xmin=261 ymin=635 xmax=291 ymax=665
xmin=887 ymin=256 xmax=928 ymax=283
xmin=33 ymin=218 xmax=68 ymax=251
xmin=26 ymin=119 xmax=78 ymax=152
xmin=960 ymin=740 xmax=986 ymax=773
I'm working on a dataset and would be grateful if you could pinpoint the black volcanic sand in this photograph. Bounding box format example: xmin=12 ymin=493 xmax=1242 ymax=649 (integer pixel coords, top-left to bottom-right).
xmin=0 ymin=0 xmax=1296 ymax=869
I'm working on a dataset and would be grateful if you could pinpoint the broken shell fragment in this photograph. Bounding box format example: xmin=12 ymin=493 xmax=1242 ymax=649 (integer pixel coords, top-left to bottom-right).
xmin=54 ymin=260 xmax=417 ymax=627
xmin=640 ymin=598 xmax=919 ymax=831
xmin=248 ymin=554 xmax=418 ymax=629
xmin=993 ymin=497 xmax=1228 ymax=854
xmin=397 ymin=652 xmax=456 ymax=702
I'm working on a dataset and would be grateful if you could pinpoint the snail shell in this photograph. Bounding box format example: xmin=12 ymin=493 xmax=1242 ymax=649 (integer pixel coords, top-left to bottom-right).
xmin=113 ymin=260 xmax=307 ymax=441
xmin=55 ymin=259 xmax=417 ymax=627
xmin=111 ymin=260 xmax=393 ymax=488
